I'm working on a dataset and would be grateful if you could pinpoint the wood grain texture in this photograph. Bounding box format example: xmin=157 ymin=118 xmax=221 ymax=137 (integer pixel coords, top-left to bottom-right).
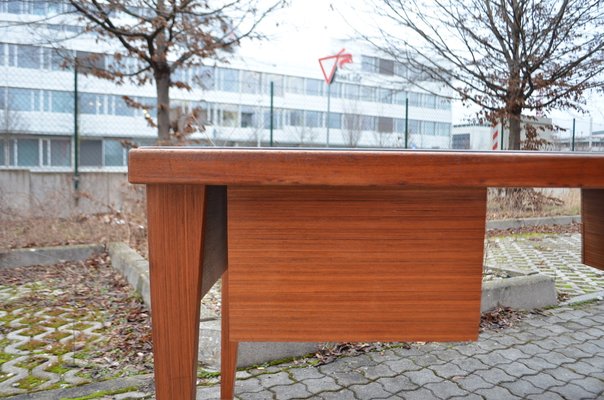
xmin=227 ymin=186 xmax=487 ymax=342
xmin=146 ymin=184 xmax=205 ymax=400
xmin=220 ymin=271 xmax=238 ymax=400
xmin=129 ymin=148 xmax=604 ymax=188
xmin=582 ymin=189 xmax=604 ymax=271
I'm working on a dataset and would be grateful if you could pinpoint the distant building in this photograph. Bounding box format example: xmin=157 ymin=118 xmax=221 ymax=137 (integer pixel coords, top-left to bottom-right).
xmin=0 ymin=1 xmax=453 ymax=172
xmin=452 ymin=117 xmax=555 ymax=150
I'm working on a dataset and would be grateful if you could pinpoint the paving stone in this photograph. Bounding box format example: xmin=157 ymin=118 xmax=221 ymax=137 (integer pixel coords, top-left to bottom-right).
xmin=326 ymin=370 xmax=370 ymax=387
xmin=430 ymin=362 xmax=467 ymax=379
xmin=360 ymin=363 xmax=397 ymax=380
xmin=237 ymin=389 xmax=275 ymax=400
xmin=448 ymin=394 xmax=483 ymax=400
xmin=544 ymin=366 xmax=587 ymax=381
xmin=455 ymin=373 xmax=493 ymax=392
xmin=475 ymin=386 xmax=522 ymax=399
xmin=270 ymin=382 xmax=312 ymax=400
xmin=349 ymin=381 xmax=393 ymax=400
xmin=534 ymin=350 xmax=575 ymax=365
xmin=300 ymin=376 xmax=341 ymax=395
xmin=375 ymin=375 xmax=418 ymax=394
xmin=475 ymin=351 xmax=515 ymax=367
xmin=257 ymin=371 xmax=293 ymax=388
xmin=495 ymin=347 xmax=529 ymax=362
xmin=525 ymin=393 xmax=565 ymax=400
xmin=235 ymin=377 xmax=264 ymax=394
xmin=432 ymin=349 xmax=464 ymax=363
xmin=405 ymin=368 xmax=444 ymax=387
xmin=367 ymin=349 xmax=399 ymax=363
xmin=518 ymin=355 xmax=558 ymax=372
xmin=453 ymin=357 xmax=490 ymax=373
xmin=550 ymin=382 xmax=599 ymax=399
xmin=501 ymin=379 xmax=543 ymax=397
xmin=195 ymin=385 xmax=221 ymax=399
xmin=565 ymin=360 xmax=603 ymax=376
xmin=317 ymin=388 xmax=357 ymax=400
xmin=455 ymin=343 xmax=491 ymax=357
xmin=512 ymin=343 xmax=549 ymax=357
xmin=397 ymin=387 xmax=440 ymax=400
xmin=423 ymin=380 xmax=468 ymax=398
xmin=383 ymin=358 xmax=423 ymax=374
xmin=475 ymin=367 xmax=516 ymax=385
xmin=412 ymin=354 xmax=447 ymax=368
xmin=498 ymin=361 xmax=538 ymax=378
xmin=522 ymin=371 xmax=564 ymax=390
xmin=553 ymin=346 xmax=593 ymax=360
xmin=571 ymin=376 xmax=604 ymax=395
xmin=288 ymin=367 xmax=324 ymax=382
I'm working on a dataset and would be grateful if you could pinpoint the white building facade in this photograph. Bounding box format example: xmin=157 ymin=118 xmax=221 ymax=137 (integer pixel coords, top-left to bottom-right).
xmin=0 ymin=1 xmax=453 ymax=172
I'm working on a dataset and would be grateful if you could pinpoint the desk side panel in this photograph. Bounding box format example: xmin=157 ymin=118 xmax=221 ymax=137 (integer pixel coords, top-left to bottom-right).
xmin=228 ymin=186 xmax=487 ymax=342
xmin=582 ymin=189 xmax=604 ymax=270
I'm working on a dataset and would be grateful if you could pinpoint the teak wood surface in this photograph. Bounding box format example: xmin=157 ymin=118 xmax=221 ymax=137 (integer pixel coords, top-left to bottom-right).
xmin=129 ymin=148 xmax=604 ymax=400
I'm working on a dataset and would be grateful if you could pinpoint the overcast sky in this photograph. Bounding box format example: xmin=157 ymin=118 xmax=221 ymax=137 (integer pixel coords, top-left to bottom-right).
xmin=244 ymin=0 xmax=604 ymax=130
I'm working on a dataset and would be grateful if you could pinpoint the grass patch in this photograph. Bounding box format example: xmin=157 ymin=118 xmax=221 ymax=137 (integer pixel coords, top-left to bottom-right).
xmin=17 ymin=339 xmax=47 ymax=352
xmin=15 ymin=375 xmax=48 ymax=390
xmin=15 ymin=356 xmax=49 ymax=370
xmin=45 ymin=362 xmax=71 ymax=375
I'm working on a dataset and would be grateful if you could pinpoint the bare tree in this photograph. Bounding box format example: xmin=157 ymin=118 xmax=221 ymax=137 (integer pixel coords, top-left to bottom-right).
xmin=66 ymin=0 xmax=285 ymax=144
xmin=370 ymin=0 xmax=604 ymax=149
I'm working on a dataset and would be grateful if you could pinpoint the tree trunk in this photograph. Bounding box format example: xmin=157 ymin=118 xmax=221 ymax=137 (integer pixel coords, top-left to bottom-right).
xmin=155 ymin=68 xmax=171 ymax=144
xmin=508 ymin=114 xmax=521 ymax=150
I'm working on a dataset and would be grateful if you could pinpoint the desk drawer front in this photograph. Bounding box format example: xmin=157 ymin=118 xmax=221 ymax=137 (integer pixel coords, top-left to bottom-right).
xmin=228 ymin=186 xmax=487 ymax=342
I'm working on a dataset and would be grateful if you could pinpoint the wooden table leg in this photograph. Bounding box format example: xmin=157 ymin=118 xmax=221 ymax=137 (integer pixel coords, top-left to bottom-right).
xmin=147 ymin=184 xmax=206 ymax=400
xmin=582 ymin=189 xmax=604 ymax=270
xmin=221 ymin=270 xmax=239 ymax=400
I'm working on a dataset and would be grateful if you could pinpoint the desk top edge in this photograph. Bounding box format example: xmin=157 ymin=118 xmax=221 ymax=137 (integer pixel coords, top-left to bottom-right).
xmin=128 ymin=148 xmax=604 ymax=188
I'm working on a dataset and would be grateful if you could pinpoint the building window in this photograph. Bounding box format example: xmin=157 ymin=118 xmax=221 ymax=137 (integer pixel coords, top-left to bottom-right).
xmin=361 ymin=56 xmax=377 ymax=73
xmin=0 ymin=139 xmax=5 ymax=166
xmin=436 ymin=122 xmax=451 ymax=137
xmin=241 ymin=71 xmax=261 ymax=94
xmin=343 ymin=84 xmax=359 ymax=100
xmin=263 ymin=74 xmax=284 ymax=96
xmin=343 ymin=114 xmax=361 ymax=131
xmin=80 ymin=140 xmax=103 ymax=167
xmin=8 ymin=88 xmax=33 ymax=111
xmin=305 ymin=111 xmax=322 ymax=128
xmin=263 ymin=109 xmax=282 ymax=129
xmin=17 ymin=139 xmax=39 ymax=166
xmin=104 ymin=140 xmax=125 ymax=166
xmin=328 ymin=113 xmax=342 ymax=129
xmin=360 ymin=86 xmax=375 ymax=102
xmin=452 ymin=134 xmax=470 ymax=149
xmin=51 ymin=139 xmax=71 ymax=166
xmin=113 ymin=95 xmax=134 ymax=116
xmin=218 ymin=105 xmax=239 ymax=127
xmin=51 ymin=90 xmax=73 ymax=113
xmin=379 ymin=59 xmax=395 ymax=75
xmin=241 ymin=106 xmax=255 ymax=128
xmin=218 ymin=68 xmax=239 ymax=92
xmin=395 ymin=118 xmax=407 ymax=134
xmin=286 ymin=77 xmax=304 ymax=94
xmin=305 ymin=79 xmax=323 ymax=96
xmin=288 ymin=110 xmax=303 ymax=126
xmin=361 ymin=116 xmax=375 ymax=131
xmin=378 ymin=117 xmax=394 ymax=133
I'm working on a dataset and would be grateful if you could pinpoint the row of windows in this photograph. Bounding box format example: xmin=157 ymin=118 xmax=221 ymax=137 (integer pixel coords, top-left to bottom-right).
xmin=0 ymin=137 xmax=128 ymax=168
xmin=0 ymin=87 xmax=156 ymax=117
xmin=0 ymin=42 xmax=451 ymax=110
xmin=0 ymin=1 xmax=72 ymax=16
xmin=204 ymin=104 xmax=450 ymax=136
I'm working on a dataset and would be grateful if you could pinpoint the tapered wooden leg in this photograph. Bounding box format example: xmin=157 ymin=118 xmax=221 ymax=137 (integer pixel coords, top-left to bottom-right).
xmin=221 ymin=271 xmax=239 ymax=400
xmin=147 ymin=184 xmax=206 ymax=400
xmin=582 ymin=189 xmax=604 ymax=270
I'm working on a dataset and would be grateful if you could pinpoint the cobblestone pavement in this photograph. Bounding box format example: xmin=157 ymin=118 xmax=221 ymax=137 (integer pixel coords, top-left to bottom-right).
xmin=8 ymin=299 xmax=603 ymax=399
xmin=486 ymin=233 xmax=604 ymax=296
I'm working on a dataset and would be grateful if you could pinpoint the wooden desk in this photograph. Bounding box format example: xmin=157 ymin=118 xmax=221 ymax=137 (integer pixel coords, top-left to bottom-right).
xmin=128 ymin=149 xmax=604 ymax=400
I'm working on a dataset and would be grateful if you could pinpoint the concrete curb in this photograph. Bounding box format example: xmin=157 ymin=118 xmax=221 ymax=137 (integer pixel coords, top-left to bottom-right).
xmin=0 ymin=244 xmax=105 ymax=269
xmin=487 ymin=215 xmax=580 ymax=230
xmin=560 ymin=290 xmax=604 ymax=307
xmin=481 ymin=274 xmax=558 ymax=312
xmin=107 ymin=242 xmax=151 ymax=307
